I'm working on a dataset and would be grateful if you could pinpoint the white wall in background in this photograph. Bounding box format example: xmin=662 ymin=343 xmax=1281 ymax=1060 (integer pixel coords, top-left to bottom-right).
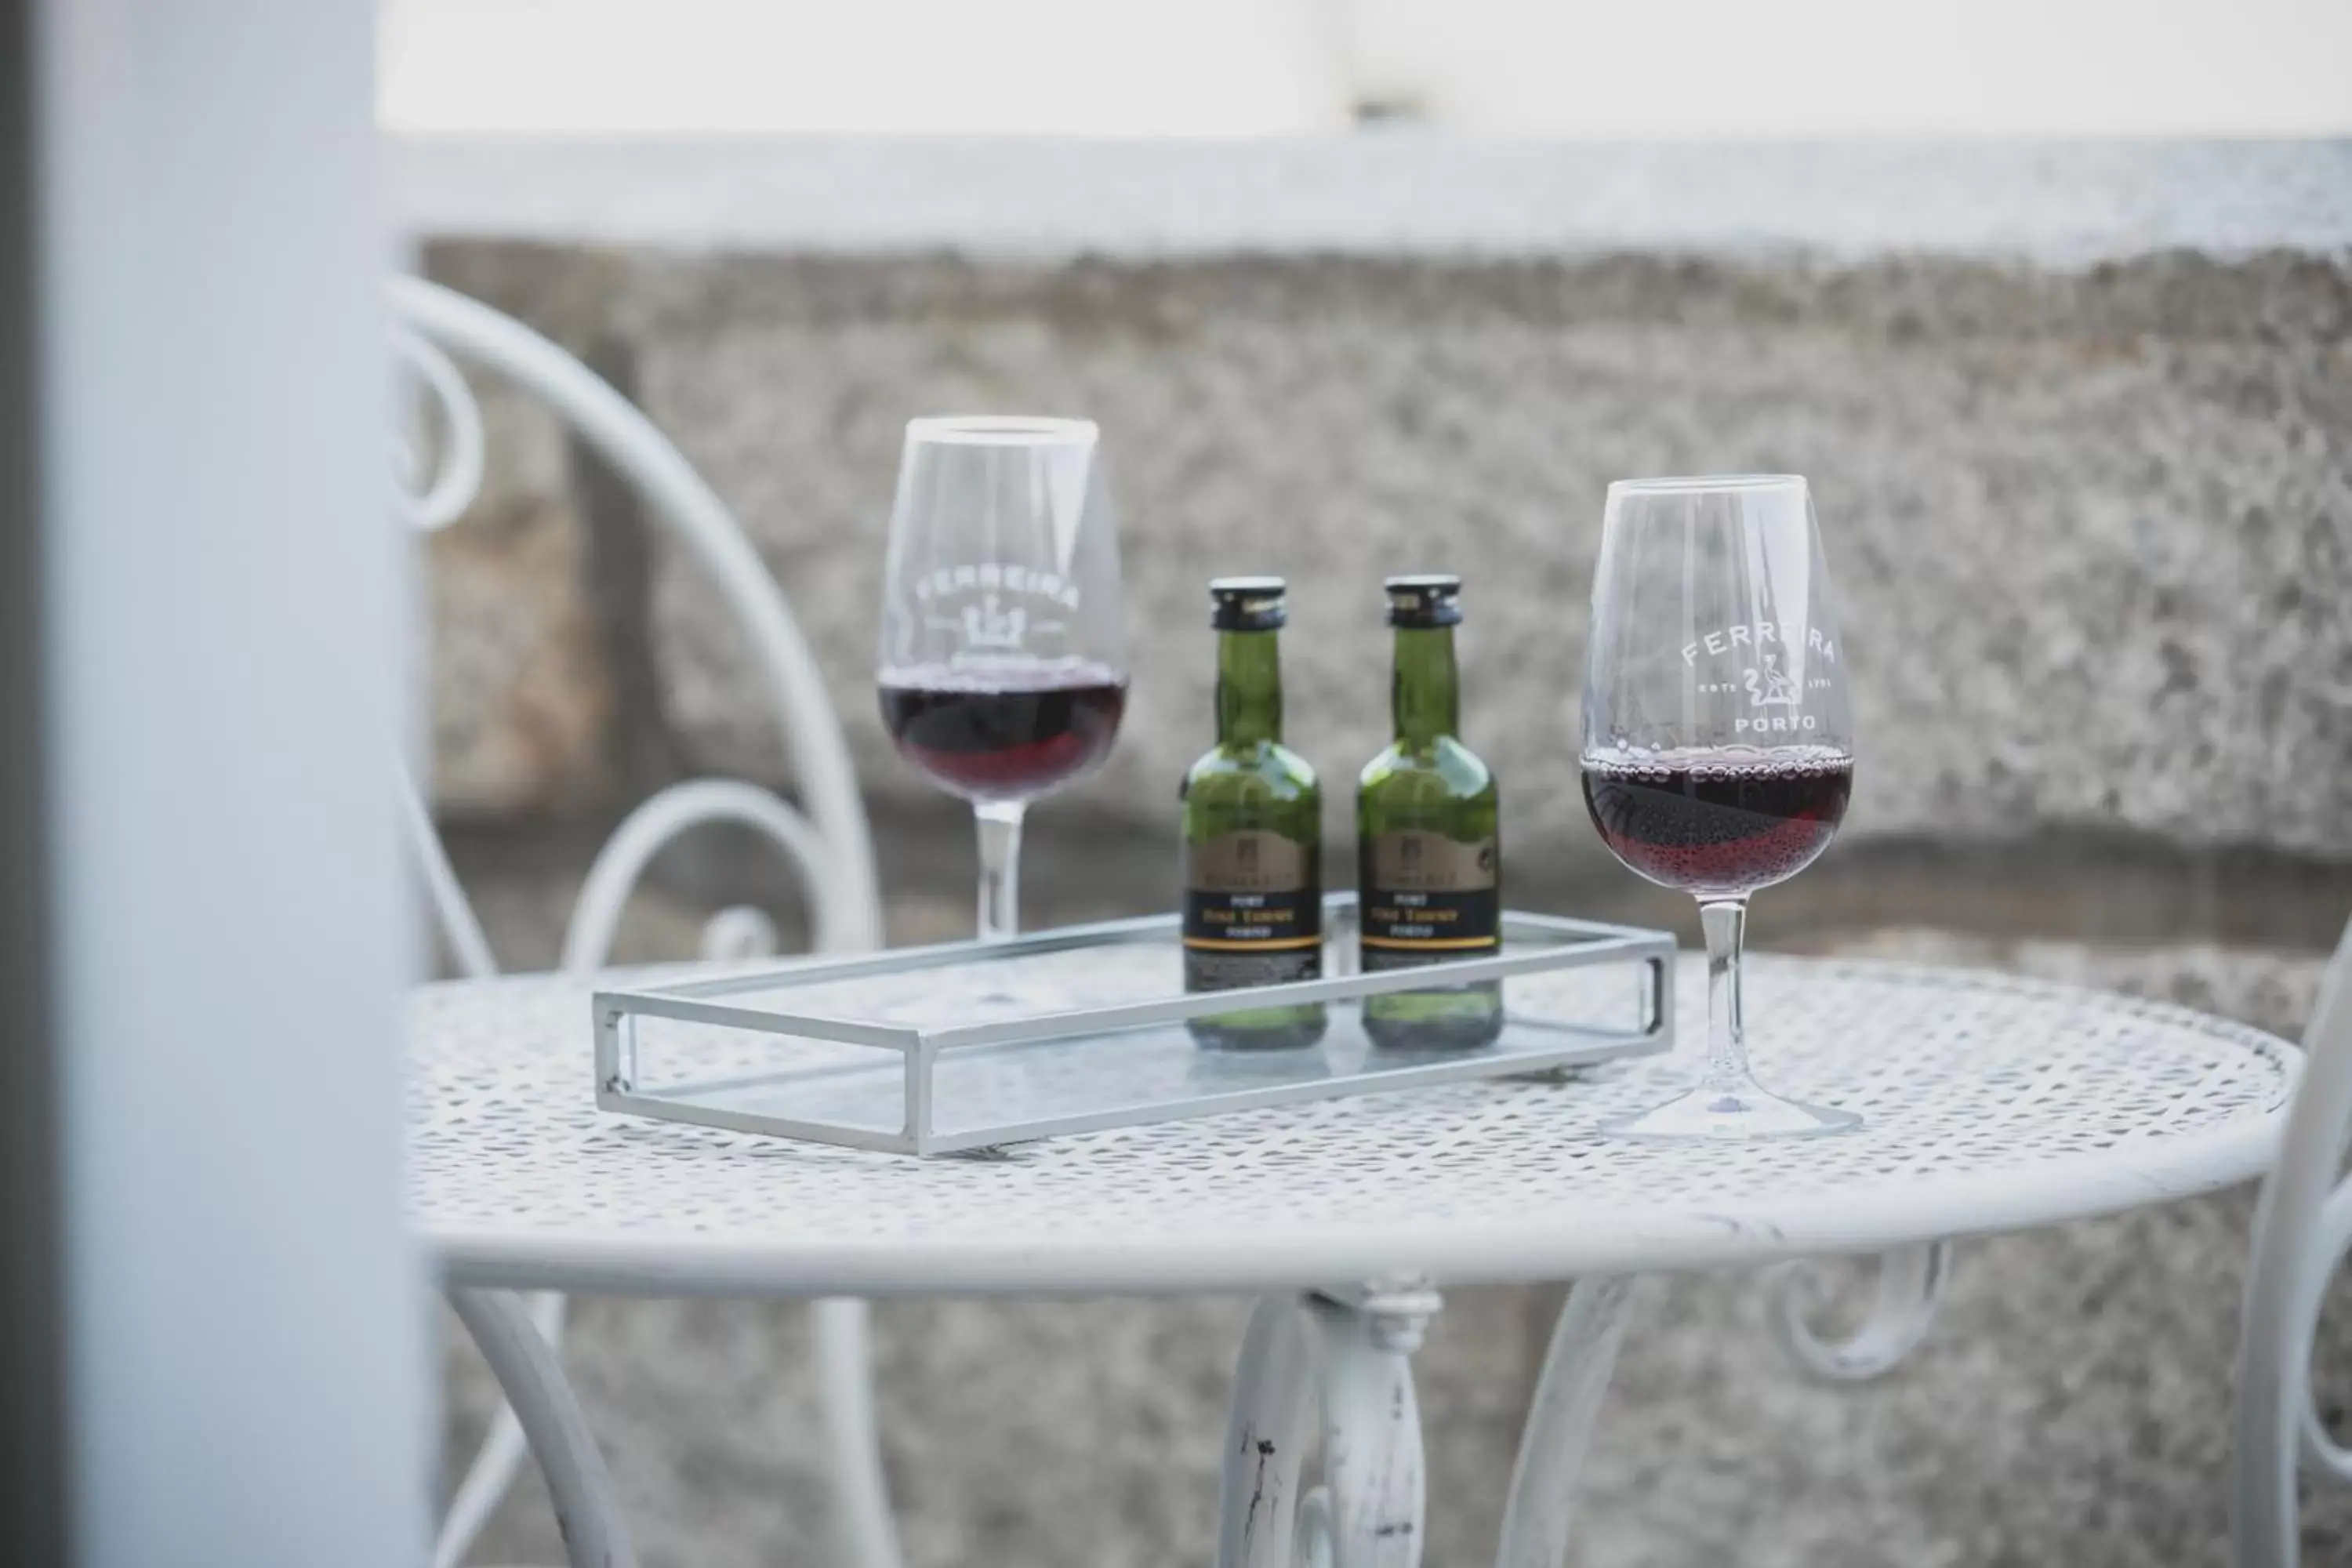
xmin=380 ymin=0 xmax=1345 ymax=136
xmin=1336 ymin=0 xmax=2352 ymax=136
xmin=380 ymin=0 xmax=2352 ymax=137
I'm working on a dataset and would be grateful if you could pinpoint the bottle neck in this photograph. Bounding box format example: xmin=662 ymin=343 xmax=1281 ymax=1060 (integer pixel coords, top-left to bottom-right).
xmin=1216 ymin=629 xmax=1284 ymax=748
xmin=1391 ymin=625 xmax=1460 ymax=748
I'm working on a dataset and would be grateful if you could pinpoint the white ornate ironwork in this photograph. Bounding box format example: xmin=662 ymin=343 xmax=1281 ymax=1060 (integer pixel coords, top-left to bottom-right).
xmin=1310 ymin=1287 xmax=1433 ymax=1568
xmin=410 ymin=950 xmax=2297 ymax=1565
xmin=561 ymin=777 xmax=861 ymax=969
xmin=699 ymin=903 xmax=782 ymax=962
xmin=1217 ymin=1288 xmax=1439 ymax=1568
xmin=386 ymin=277 xmax=895 ymax=1568
xmin=445 ymin=1287 xmax=636 ymax=1568
xmin=1768 ymin=1242 xmax=1953 ymax=1381
xmin=398 ymin=761 xmax=496 ymax=982
xmin=1221 ymin=1298 xmax=1323 ymax=1568
xmin=386 ymin=276 xmax=880 ymax=942
xmin=389 ymin=320 xmax=486 ymax=533
xmin=2300 ymin=1181 xmax=2352 ymax=1487
xmin=2233 ymin=916 xmax=2352 ymax=1568
xmin=1495 ymin=1275 xmax=1642 ymax=1568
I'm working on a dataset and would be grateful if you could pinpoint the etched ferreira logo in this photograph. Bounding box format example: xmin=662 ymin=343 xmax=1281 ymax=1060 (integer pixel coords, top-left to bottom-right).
xmin=942 ymin=596 xmax=1031 ymax=652
xmin=1744 ymin=655 xmax=1801 ymax=707
xmin=1681 ymin=620 xmax=1836 ymax=668
xmin=914 ymin=562 xmax=1078 ymax=655
xmin=1682 ymin=622 xmax=1837 ymax=735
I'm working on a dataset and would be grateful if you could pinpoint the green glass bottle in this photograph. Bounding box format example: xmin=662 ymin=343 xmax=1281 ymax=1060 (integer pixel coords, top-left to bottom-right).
xmin=1357 ymin=574 xmax=1504 ymax=1051
xmin=1181 ymin=578 xmax=1327 ymax=1051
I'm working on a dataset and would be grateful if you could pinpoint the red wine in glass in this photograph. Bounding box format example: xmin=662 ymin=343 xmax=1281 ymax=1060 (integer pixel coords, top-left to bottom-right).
xmin=880 ymin=659 xmax=1127 ymax=803
xmin=1580 ymin=748 xmax=1852 ymax=899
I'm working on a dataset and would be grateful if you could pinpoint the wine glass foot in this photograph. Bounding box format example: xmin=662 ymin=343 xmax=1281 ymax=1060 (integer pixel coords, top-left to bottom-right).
xmin=1600 ymin=1079 xmax=1860 ymax=1143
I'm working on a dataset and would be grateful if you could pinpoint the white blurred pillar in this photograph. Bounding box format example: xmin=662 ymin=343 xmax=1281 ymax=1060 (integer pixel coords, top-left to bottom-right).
xmin=16 ymin=3 xmax=429 ymax=1565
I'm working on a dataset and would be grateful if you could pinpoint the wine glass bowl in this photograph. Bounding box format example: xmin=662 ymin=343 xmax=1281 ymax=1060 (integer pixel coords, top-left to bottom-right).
xmin=876 ymin=416 xmax=1128 ymax=941
xmin=1578 ymin=474 xmax=1860 ymax=1142
xmin=1578 ymin=747 xmax=1852 ymax=901
xmin=877 ymin=663 xmax=1127 ymax=803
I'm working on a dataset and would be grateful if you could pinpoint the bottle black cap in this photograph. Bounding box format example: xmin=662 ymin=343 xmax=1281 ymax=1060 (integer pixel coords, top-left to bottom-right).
xmin=1385 ymin=573 xmax=1462 ymax=628
xmin=1210 ymin=576 xmax=1288 ymax=631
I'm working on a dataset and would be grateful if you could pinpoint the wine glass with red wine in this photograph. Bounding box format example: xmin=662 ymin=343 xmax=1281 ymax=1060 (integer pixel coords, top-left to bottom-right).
xmin=1580 ymin=474 xmax=1860 ymax=1142
xmin=877 ymin=416 xmax=1128 ymax=942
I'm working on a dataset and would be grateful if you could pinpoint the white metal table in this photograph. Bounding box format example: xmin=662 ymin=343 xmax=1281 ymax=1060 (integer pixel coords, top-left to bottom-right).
xmin=410 ymin=955 xmax=2299 ymax=1568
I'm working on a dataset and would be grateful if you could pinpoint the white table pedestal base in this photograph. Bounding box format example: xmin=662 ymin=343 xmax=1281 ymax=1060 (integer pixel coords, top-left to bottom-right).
xmin=1218 ymin=1283 xmax=1441 ymax=1568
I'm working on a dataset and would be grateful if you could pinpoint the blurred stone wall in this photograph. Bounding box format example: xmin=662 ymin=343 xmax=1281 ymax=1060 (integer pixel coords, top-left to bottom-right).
xmin=416 ymin=242 xmax=2352 ymax=876
xmin=401 ymin=139 xmax=2352 ymax=1567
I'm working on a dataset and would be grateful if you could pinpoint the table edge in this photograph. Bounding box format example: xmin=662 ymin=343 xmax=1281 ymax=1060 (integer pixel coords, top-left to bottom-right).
xmin=422 ymin=1100 xmax=2288 ymax=1298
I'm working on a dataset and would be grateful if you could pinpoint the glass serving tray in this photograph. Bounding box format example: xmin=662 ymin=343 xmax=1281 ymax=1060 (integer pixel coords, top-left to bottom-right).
xmin=594 ymin=895 xmax=1674 ymax=1156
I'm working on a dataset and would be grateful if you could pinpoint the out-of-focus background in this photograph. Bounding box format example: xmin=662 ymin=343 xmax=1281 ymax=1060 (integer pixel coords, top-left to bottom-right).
xmin=390 ymin=4 xmax=2352 ymax=1564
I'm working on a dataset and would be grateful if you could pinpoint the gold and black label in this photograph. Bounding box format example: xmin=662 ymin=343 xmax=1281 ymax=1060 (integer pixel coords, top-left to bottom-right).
xmin=1183 ymin=830 xmax=1321 ymax=989
xmin=1359 ymin=830 xmax=1499 ymax=972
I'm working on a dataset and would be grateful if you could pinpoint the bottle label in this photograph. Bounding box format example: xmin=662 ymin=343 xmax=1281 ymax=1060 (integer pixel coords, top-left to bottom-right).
xmin=1359 ymin=831 xmax=1500 ymax=972
xmin=1183 ymin=830 xmax=1321 ymax=989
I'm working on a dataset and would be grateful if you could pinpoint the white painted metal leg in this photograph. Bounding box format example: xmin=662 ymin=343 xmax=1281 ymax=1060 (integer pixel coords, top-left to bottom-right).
xmin=2297 ymin=1182 xmax=2352 ymax=1483
xmin=2233 ymin=916 xmax=2352 ymax=1568
xmin=1295 ymin=1486 xmax=1338 ymax=1568
xmin=813 ymin=1296 xmax=906 ymax=1568
xmin=1769 ymin=1242 xmax=1952 ymax=1381
xmin=1495 ymin=1275 xmax=1642 ymax=1568
xmin=437 ymin=1290 xmax=568 ymax=1568
xmin=1307 ymin=1284 xmax=1439 ymax=1568
xmin=445 ymin=1285 xmax=638 ymax=1568
xmin=1218 ymin=1296 xmax=1320 ymax=1568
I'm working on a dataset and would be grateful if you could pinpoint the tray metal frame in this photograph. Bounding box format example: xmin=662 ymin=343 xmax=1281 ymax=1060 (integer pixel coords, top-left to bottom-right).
xmin=594 ymin=896 xmax=1675 ymax=1156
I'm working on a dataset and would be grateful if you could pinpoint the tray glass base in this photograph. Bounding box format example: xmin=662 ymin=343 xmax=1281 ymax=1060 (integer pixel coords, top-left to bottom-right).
xmin=596 ymin=898 xmax=1675 ymax=1156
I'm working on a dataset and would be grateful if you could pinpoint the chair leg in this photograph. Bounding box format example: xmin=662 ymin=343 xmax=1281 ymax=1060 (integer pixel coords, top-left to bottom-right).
xmin=437 ymin=1290 xmax=568 ymax=1568
xmin=445 ymin=1286 xmax=637 ymax=1568
xmin=811 ymin=1297 xmax=906 ymax=1568
xmin=2233 ymin=916 xmax=2352 ymax=1568
xmin=1494 ymin=1275 xmax=1642 ymax=1568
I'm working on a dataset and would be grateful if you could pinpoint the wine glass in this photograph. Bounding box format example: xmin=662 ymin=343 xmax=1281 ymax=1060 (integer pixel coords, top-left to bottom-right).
xmin=877 ymin=417 xmax=1128 ymax=942
xmin=1578 ymin=474 xmax=1860 ymax=1142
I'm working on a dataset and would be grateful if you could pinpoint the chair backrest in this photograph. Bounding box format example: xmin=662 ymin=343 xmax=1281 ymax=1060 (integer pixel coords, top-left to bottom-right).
xmin=2233 ymin=916 xmax=2352 ymax=1567
xmin=387 ymin=275 xmax=882 ymax=975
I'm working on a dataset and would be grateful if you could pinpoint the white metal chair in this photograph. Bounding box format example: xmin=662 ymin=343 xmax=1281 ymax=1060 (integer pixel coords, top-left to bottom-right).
xmin=2233 ymin=916 xmax=2352 ymax=1568
xmin=390 ymin=274 xmax=900 ymax=1568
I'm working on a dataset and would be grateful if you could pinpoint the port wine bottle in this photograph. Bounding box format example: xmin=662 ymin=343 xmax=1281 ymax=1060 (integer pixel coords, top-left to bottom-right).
xmin=1180 ymin=578 xmax=1326 ymax=1050
xmin=1356 ymin=575 xmax=1504 ymax=1051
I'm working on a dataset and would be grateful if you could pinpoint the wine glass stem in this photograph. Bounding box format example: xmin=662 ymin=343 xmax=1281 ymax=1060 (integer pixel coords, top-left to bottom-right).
xmin=974 ymin=799 xmax=1026 ymax=942
xmin=1698 ymin=897 xmax=1751 ymax=1093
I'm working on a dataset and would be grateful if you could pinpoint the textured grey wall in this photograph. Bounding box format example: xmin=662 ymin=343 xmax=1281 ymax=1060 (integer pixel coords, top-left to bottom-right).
xmin=416 ymin=241 xmax=2352 ymax=884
